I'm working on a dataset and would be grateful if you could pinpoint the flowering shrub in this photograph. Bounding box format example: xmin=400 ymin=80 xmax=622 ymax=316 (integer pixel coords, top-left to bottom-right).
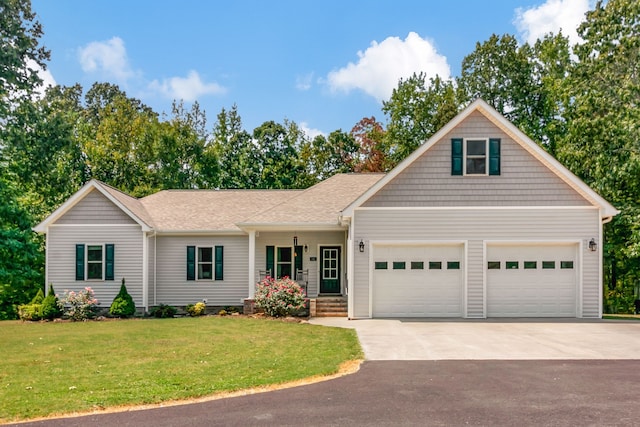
xmin=58 ymin=287 xmax=99 ymax=321
xmin=186 ymin=302 xmax=206 ymax=316
xmin=254 ymin=276 xmax=306 ymax=317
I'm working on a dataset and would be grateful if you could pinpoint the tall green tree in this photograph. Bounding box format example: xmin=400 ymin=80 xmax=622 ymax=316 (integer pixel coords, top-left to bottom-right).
xmin=299 ymin=129 xmax=359 ymax=182
xmin=557 ymin=0 xmax=640 ymax=310
xmin=383 ymin=73 xmax=460 ymax=165
xmin=252 ymin=120 xmax=304 ymax=189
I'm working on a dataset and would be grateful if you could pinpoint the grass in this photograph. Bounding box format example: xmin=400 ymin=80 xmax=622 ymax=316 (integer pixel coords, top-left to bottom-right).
xmin=0 ymin=316 xmax=362 ymax=423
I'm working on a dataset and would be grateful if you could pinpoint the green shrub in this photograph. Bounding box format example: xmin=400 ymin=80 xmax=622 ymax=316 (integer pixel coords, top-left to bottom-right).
xmin=186 ymin=302 xmax=206 ymax=316
xmin=17 ymin=288 xmax=46 ymax=321
xmin=149 ymin=304 xmax=177 ymax=318
xmin=41 ymin=284 xmax=63 ymax=320
xmin=218 ymin=309 xmax=228 ymax=316
xmin=254 ymin=276 xmax=306 ymax=317
xmin=18 ymin=303 xmax=42 ymax=321
xmin=109 ymin=278 xmax=136 ymax=318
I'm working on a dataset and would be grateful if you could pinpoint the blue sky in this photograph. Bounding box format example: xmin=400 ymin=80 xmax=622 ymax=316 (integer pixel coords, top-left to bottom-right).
xmin=31 ymin=0 xmax=593 ymax=137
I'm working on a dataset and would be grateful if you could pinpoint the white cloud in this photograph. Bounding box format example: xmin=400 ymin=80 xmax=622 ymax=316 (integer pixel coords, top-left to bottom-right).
xmin=514 ymin=0 xmax=592 ymax=46
xmin=300 ymin=122 xmax=325 ymax=139
xmin=326 ymin=32 xmax=450 ymax=103
xmin=148 ymin=70 xmax=226 ymax=101
xmin=78 ymin=37 xmax=136 ymax=83
xmin=296 ymin=72 xmax=314 ymax=91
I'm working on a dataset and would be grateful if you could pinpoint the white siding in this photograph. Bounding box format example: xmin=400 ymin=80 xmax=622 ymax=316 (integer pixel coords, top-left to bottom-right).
xmin=154 ymin=235 xmax=248 ymax=306
xmin=353 ymin=207 xmax=600 ymax=318
xmin=364 ymin=111 xmax=590 ymax=207
xmin=255 ymin=231 xmax=347 ymax=297
xmin=56 ymin=189 xmax=137 ymax=224
xmin=47 ymin=225 xmax=144 ymax=307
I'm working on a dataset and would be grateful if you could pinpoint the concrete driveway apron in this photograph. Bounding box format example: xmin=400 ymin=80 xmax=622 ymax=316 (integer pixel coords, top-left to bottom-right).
xmin=309 ymin=318 xmax=640 ymax=360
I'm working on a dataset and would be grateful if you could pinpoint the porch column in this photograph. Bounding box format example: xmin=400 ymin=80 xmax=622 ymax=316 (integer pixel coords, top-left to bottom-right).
xmin=248 ymin=230 xmax=256 ymax=298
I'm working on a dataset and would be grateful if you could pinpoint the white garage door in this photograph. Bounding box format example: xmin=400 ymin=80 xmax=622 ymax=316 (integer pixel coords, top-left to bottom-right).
xmin=486 ymin=244 xmax=578 ymax=317
xmin=372 ymin=244 xmax=464 ymax=317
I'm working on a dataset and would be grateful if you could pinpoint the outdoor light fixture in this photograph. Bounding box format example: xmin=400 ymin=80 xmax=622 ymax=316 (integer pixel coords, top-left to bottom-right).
xmin=359 ymin=239 xmax=365 ymax=253
xmin=293 ymin=235 xmax=298 ymax=246
xmin=304 ymin=245 xmax=308 ymax=253
xmin=589 ymin=238 xmax=597 ymax=252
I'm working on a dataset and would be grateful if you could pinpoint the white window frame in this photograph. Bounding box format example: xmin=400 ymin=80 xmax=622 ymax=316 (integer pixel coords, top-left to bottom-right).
xmin=464 ymin=138 xmax=488 ymax=176
xmin=197 ymin=246 xmax=214 ymax=280
xmin=86 ymin=244 xmax=105 ymax=281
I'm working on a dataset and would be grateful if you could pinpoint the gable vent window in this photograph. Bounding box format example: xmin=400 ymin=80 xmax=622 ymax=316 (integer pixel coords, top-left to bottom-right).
xmin=452 ymin=138 xmax=500 ymax=176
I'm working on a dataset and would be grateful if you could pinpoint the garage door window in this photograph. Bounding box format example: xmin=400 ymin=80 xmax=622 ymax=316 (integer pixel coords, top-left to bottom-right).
xmin=524 ymin=261 xmax=537 ymax=269
xmin=561 ymin=261 xmax=574 ymax=269
xmin=429 ymin=261 xmax=442 ymax=269
xmin=488 ymin=261 xmax=500 ymax=269
xmin=447 ymin=261 xmax=460 ymax=270
xmin=411 ymin=261 xmax=424 ymax=270
xmin=375 ymin=261 xmax=388 ymax=270
xmin=542 ymin=261 xmax=556 ymax=269
xmin=393 ymin=261 xmax=406 ymax=270
xmin=506 ymin=261 xmax=519 ymax=269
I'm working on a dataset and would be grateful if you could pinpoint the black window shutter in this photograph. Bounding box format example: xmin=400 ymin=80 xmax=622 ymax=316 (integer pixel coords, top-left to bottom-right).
xmin=489 ymin=138 xmax=501 ymax=175
xmin=105 ymin=244 xmax=115 ymax=280
xmin=75 ymin=244 xmax=85 ymax=281
xmin=266 ymin=246 xmax=275 ymax=277
xmin=186 ymin=246 xmax=196 ymax=281
xmin=451 ymin=138 xmax=463 ymax=175
xmin=214 ymin=246 xmax=224 ymax=281
xmin=294 ymin=246 xmax=303 ymax=272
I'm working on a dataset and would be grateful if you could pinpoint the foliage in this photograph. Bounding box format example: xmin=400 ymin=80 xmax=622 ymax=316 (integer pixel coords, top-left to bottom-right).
xmin=186 ymin=302 xmax=206 ymax=316
xmin=350 ymin=117 xmax=389 ymax=172
xmin=109 ymin=278 xmax=136 ymax=318
xmin=58 ymin=287 xmax=99 ymax=321
xmin=17 ymin=303 xmax=42 ymax=321
xmin=604 ymin=278 xmax=637 ymax=314
xmin=41 ymin=284 xmax=62 ymax=320
xmin=254 ymin=276 xmax=306 ymax=317
xmin=149 ymin=304 xmax=177 ymax=318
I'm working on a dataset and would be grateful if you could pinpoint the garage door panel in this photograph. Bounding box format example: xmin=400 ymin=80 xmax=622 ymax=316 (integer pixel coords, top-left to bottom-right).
xmin=487 ymin=244 xmax=577 ymax=317
xmin=372 ymin=244 xmax=464 ymax=318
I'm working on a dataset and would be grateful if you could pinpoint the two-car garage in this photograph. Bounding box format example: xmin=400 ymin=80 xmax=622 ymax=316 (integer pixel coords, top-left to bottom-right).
xmin=371 ymin=242 xmax=578 ymax=318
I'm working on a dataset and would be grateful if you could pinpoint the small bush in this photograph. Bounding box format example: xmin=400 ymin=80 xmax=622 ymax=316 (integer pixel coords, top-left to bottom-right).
xmin=186 ymin=302 xmax=206 ymax=316
xmin=218 ymin=309 xmax=228 ymax=316
xmin=109 ymin=278 xmax=136 ymax=318
xmin=254 ymin=276 xmax=306 ymax=317
xmin=59 ymin=287 xmax=99 ymax=321
xmin=41 ymin=284 xmax=63 ymax=320
xmin=18 ymin=288 xmax=46 ymax=321
xmin=149 ymin=304 xmax=177 ymax=318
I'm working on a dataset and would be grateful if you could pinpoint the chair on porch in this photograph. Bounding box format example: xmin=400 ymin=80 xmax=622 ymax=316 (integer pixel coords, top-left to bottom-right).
xmin=258 ymin=269 xmax=272 ymax=281
xmin=295 ymin=269 xmax=309 ymax=295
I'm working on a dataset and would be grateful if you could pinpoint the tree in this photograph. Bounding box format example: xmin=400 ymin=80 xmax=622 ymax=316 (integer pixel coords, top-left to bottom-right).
xmin=351 ymin=117 xmax=389 ymax=172
xmin=252 ymin=120 xmax=304 ymax=189
xmin=557 ymin=0 xmax=640 ymax=310
xmin=383 ymin=73 xmax=460 ymax=165
xmin=299 ymin=130 xmax=358 ymax=182
xmin=0 ymin=0 xmax=50 ymax=119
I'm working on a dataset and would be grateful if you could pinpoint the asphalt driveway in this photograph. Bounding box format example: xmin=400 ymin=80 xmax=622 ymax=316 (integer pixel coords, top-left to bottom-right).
xmin=309 ymin=317 xmax=640 ymax=360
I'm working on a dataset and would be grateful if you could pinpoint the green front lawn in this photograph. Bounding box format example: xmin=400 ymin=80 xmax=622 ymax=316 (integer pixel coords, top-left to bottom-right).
xmin=0 ymin=317 xmax=362 ymax=423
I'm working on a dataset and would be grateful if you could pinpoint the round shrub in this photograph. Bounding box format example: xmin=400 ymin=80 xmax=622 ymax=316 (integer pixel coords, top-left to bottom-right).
xmin=186 ymin=302 xmax=206 ymax=316
xmin=254 ymin=276 xmax=306 ymax=317
xmin=18 ymin=288 xmax=46 ymax=321
xmin=59 ymin=287 xmax=99 ymax=321
xmin=109 ymin=278 xmax=136 ymax=318
xmin=149 ymin=304 xmax=177 ymax=318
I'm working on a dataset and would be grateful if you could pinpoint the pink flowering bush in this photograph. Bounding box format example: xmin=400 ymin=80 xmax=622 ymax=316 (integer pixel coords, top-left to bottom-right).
xmin=58 ymin=287 xmax=99 ymax=321
xmin=254 ymin=276 xmax=306 ymax=317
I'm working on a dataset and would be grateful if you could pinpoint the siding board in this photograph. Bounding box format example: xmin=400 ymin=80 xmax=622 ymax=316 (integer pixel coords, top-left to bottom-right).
xmin=56 ymin=189 xmax=137 ymax=224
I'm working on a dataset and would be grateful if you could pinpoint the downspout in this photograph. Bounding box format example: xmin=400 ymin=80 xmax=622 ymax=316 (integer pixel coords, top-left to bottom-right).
xmin=153 ymin=231 xmax=157 ymax=306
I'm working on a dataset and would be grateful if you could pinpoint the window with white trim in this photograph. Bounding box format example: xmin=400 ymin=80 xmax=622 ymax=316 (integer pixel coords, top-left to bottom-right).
xmin=75 ymin=243 xmax=114 ymax=281
xmin=465 ymin=139 xmax=487 ymax=175
xmin=198 ymin=247 xmax=213 ymax=280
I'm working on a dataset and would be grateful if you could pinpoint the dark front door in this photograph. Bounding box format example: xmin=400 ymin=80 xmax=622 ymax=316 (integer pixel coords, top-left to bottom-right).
xmin=320 ymin=246 xmax=341 ymax=294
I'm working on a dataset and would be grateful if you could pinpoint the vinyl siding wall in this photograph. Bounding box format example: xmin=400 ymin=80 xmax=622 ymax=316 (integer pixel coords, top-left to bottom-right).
xmin=364 ymin=111 xmax=590 ymax=207
xmin=47 ymin=225 xmax=144 ymax=307
xmin=154 ymin=235 xmax=248 ymax=306
xmin=56 ymin=189 xmax=138 ymax=224
xmin=352 ymin=207 xmax=600 ymax=318
xmin=255 ymin=231 xmax=347 ymax=297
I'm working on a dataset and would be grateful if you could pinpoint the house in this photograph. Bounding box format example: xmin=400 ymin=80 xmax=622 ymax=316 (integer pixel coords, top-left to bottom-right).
xmin=34 ymin=99 xmax=619 ymax=319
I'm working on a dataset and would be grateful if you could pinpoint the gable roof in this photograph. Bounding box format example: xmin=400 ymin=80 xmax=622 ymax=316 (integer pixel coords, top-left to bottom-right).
xmin=237 ymin=173 xmax=384 ymax=230
xmin=342 ymin=99 xmax=619 ymax=219
xmin=33 ymin=180 xmax=154 ymax=232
